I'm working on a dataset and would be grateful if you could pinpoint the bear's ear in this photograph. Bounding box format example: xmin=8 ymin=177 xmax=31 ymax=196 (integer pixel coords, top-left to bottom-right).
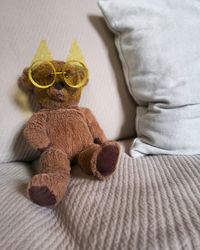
xmin=18 ymin=67 xmax=34 ymax=92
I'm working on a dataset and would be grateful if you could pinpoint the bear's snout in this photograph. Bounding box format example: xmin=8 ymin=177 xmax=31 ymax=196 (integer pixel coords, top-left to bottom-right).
xmin=54 ymin=81 xmax=65 ymax=90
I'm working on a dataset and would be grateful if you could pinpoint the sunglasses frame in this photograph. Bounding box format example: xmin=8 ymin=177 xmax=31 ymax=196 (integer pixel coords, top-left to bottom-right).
xmin=28 ymin=60 xmax=88 ymax=89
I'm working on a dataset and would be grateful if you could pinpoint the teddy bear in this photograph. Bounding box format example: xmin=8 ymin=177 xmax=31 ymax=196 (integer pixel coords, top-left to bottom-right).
xmin=19 ymin=41 xmax=120 ymax=207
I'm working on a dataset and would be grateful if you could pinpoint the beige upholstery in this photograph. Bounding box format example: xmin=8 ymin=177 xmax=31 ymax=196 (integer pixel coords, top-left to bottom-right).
xmin=1 ymin=1 xmax=199 ymax=249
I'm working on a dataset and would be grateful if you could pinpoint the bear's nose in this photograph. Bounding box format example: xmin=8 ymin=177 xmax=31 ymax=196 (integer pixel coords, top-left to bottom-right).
xmin=54 ymin=81 xmax=65 ymax=90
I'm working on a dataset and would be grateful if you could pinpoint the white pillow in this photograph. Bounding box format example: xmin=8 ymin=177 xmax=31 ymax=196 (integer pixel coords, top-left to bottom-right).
xmin=99 ymin=0 xmax=200 ymax=157
xmin=0 ymin=0 xmax=136 ymax=163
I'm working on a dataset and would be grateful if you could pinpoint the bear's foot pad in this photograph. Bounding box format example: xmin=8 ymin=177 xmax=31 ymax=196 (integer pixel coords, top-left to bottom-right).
xmin=29 ymin=186 xmax=57 ymax=207
xmin=96 ymin=145 xmax=119 ymax=177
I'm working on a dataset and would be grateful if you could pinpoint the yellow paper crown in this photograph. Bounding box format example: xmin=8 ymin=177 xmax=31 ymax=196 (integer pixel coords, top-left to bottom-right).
xmin=31 ymin=40 xmax=87 ymax=68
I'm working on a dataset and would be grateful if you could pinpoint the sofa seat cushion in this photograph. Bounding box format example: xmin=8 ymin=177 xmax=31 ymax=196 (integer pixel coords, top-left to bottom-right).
xmin=0 ymin=152 xmax=200 ymax=249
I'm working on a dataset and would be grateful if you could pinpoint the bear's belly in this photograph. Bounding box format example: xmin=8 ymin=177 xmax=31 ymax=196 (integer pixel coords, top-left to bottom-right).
xmin=46 ymin=109 xmax=93 ymax=157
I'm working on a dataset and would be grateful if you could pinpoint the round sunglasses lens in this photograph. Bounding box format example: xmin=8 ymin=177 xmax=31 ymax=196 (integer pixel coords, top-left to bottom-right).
xmin=30 ymin=61 xmax=55 ymax=87
xmin=63 ymin=61 xmax=88 ymax=88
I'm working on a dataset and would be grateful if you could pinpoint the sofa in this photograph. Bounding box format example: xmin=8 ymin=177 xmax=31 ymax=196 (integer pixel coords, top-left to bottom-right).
xmin=0 ymin=0 xmax=200 ymax=249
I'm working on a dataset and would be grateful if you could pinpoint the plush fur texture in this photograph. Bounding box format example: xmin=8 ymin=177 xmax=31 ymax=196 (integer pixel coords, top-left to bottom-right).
xmin=20 ymin=60 xmax=120 ymax=207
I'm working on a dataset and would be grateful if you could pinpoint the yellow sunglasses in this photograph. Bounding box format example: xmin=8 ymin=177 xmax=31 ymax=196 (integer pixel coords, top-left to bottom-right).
xmin=28 ymin=60 xmax=88 ymax=89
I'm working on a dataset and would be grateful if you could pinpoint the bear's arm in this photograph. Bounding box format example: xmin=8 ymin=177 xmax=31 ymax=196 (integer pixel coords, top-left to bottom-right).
xmin=24 ymin=112 xmax=50 ymax=151
xmin=81 ymin=107 xmax=107 ymax=144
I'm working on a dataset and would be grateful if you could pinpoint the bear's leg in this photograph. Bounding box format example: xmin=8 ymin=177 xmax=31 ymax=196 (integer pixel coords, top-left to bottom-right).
xmin=27 ymin=147 xmax=70 ymax=207
xmin=77 ymin=141 xmax=120 ymax=180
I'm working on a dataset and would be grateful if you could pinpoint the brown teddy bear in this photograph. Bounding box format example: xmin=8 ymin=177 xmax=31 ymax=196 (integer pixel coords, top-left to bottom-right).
xmin=19 ymin=41 xmax=120 ymax=207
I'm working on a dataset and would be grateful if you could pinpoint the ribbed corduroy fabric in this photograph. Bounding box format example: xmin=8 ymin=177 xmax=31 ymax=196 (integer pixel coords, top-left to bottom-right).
xmin=0 ymin=151 xmax=200 ymax=250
